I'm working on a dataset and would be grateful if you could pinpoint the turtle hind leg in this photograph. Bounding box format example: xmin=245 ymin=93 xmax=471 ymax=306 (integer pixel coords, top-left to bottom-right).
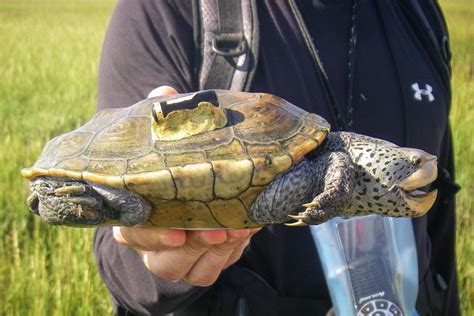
xmin=29 ymin=177 xmax=113 ymax=226
xmin=89 ymin=183 xmax=152 ymax=227
xmin=287 ymin=152 xmax=355 ymax=226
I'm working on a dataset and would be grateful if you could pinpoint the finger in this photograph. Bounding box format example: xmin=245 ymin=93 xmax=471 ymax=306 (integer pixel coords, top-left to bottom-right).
xmin=225 ymin=228 xmax=250 ymax=242
xmin=184 ymin=236 xmax=246 ymax=286
xmin=223 ymin=227 xmax=262 ymax=269
xmin=223 ymin=228 xmax=261 ymax=269
xmin=182 ymin=229 xmax=259 ymax=286
xmin=144 ymin=230 xmax=226 ymax=281
xmin=113 ymin=226 xmax=186 ymax=251
xmin=223 ymin=238 xmax=251 ymax=269
xmin=148 ymin=85 xmax=178 ymax=98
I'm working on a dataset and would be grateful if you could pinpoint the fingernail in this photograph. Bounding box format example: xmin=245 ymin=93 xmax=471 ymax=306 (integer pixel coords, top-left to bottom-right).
xmin=148 ymin=86 xmax=177 ymax=98
xmin=142 ymin=253 xmax=151 ymax=270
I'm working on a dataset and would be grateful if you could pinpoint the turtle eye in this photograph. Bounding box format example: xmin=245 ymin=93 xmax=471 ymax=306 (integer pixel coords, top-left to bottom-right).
xmin=409 ymin=155 xmax=422 ymax=166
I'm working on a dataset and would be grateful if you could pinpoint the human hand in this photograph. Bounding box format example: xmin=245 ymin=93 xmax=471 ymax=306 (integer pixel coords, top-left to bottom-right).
xmin=113 ymin=226 xmax=261 ymax=286
xmin=112 ymin=85 xmax=262 ymax=287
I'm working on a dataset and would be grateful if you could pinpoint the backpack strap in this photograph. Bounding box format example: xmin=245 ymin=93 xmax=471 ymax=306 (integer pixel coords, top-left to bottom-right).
xmin=193 ymin=0 xmax=259 ymax=91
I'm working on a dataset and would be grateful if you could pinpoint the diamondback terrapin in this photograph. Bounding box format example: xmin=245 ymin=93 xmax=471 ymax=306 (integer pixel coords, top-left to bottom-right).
xmin=22 ymin=90 xmax=438 ymax=228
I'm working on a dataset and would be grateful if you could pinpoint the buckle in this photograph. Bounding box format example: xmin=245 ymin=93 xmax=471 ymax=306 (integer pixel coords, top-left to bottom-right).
xmin=212 ymin=33 xmax=247 ymax=57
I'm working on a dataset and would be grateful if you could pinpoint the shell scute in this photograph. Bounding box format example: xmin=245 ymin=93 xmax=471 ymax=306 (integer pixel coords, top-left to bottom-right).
xmin=86 ymin=159 xmax=127 ymax=176
xmin=246 ymin=142 xmax=284 ymax=158
xmin=251 ymin=155 xmax=293 ymax=186
xmin=304 ymin=113 xmax=331 ymax=131
xmin=281 ymin=134 xmax=319 ymax=163
xmin=208 ymin=199 xmax=258 ymax=228
xmin=205 ymin=139 xmax=248 ymax=161
xmin=86 ymin=116 xmax=151 ymax=159
xmin=127 ymin=152 xmax=165 ymax=174
xmin=148 ymin=200 xmax=223 ymax=229
xmin=54 ymin=158 xmax=88 ymax=173
xmin=219 ymin=90 xmax=259 ymax=107
xmin=154 ymin=124 xmax=233 ymax=154
xmin=170 ymin=163 xmax=214 ymax=201
xmin=212 ymin=160 xmax=253 ymax=199
xmin=124 ymin=170 xmax=176 ymax=200
xmin=46 ymin=131 xmax=94 ymax=161
xmin=260 ymin=93 xmax=308 ymax=117
xmin=80 ymin=107 xmax=130 ymax=132
xmin=232 ymin=100 xmax=303 ymax=143
xmin=165 ymin=152 xmax=207 ymax=168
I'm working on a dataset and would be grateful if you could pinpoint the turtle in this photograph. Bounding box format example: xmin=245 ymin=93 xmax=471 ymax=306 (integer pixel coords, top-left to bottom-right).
xmin=22 ymin=90 xmax=438 ymax=228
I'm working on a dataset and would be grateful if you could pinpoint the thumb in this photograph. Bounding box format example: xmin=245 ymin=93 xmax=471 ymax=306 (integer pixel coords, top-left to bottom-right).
xmin=148 ymin=85 xmax=178 ymax=98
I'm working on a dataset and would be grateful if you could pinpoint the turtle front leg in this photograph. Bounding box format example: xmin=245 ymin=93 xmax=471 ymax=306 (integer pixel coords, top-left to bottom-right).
xmin=287 ymin=152 xmax=355 ymax=226
xmin=89 ymin=183 xmax=152 ymax=227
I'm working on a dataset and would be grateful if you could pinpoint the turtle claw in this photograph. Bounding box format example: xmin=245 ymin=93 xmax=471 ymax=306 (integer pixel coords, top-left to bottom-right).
xmin=54 ymin=185 xmax=86 ymax=196
xmin=285 ymin=215 xmax=309 ymax=226
xmin=67 ymin=196 xmax=99 ymax=206
xmin=302 ymin=201 xmax=320 ymax=209
xmin=288 ymin=214 xmax=309 ymax=221
xmin=285 ymin=219 xmax=307 ymax=227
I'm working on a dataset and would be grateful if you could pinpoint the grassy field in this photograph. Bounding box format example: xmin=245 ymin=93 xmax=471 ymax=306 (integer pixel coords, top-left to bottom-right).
xmin=442 ymin=0 xmax=474 ymax=310
xmin=0 ymin=0 xmax=472 ymax=314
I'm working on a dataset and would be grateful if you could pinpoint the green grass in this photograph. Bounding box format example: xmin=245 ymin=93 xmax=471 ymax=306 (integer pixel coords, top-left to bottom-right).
xmin=443 ymin=0 xmax=474 ymax=310
xmin=0 ymin=0 xmax=472 ymax=314
xmin=0 ymin=1 xmax=115 ymax=314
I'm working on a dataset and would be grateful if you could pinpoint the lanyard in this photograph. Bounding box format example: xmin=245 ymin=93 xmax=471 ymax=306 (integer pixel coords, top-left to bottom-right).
xmin=288 ymin=0 xmax=360 ymax=132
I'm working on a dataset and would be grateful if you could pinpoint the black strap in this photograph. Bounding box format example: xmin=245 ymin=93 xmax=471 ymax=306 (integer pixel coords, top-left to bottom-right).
xmin=195 ymin=0 xmax=259 ymax=92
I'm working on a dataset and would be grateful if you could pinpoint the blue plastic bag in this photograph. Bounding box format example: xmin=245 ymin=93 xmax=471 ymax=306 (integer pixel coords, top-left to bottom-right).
xmin=310 ymin=215 xmax=419 ymax=316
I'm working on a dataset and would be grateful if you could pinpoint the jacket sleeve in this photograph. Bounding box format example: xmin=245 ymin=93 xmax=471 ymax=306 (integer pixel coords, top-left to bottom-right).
xmin=94 ymin=1 xmax=208 ymax=314
xmin=94 ymin=228 xmax=209 ymax=315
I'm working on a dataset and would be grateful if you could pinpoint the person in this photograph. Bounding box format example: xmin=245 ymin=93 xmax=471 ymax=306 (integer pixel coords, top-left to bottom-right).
xmin=94 ymin=1 xmax=459 ymax=315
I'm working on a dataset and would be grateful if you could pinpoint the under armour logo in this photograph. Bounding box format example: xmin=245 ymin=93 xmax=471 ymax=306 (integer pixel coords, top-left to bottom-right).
xmin=411 ymin=83 xmax=435 ymax=102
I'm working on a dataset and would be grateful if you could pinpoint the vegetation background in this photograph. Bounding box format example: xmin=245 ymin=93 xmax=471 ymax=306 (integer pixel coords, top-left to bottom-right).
xmin=0 ymin=0 xmax=472 ymax=314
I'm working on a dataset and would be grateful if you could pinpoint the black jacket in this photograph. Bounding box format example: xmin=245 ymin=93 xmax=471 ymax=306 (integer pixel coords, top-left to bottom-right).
xmin=94 ymin=0 xmax=459 ymax=315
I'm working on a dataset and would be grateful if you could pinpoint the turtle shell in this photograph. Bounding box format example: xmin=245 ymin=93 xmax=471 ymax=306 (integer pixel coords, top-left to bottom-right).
xmin=22 ymin=90 xmax=330 ymax=228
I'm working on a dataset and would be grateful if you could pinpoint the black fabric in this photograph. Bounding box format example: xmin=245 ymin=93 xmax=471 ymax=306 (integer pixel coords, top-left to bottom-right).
xmin=95 ymin=0 xmax=459 ymax=315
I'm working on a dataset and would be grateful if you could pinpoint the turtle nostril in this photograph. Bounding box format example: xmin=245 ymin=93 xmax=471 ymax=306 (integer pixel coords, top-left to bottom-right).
xmin=26 ymin=192 xmax=40 ymax=214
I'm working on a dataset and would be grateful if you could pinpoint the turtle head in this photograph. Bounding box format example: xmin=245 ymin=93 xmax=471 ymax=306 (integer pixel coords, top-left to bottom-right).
xmin=351 ymin=142 xmax=438 ymax=218
xmin=392 ymin=148 xmax=438 ymax=214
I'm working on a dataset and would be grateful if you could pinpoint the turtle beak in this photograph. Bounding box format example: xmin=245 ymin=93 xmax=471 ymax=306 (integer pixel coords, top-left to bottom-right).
xmin=398 ymin=151 xmax=438 ymax=215
xmin=402 ymin=189 xmax=438 ymax=216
